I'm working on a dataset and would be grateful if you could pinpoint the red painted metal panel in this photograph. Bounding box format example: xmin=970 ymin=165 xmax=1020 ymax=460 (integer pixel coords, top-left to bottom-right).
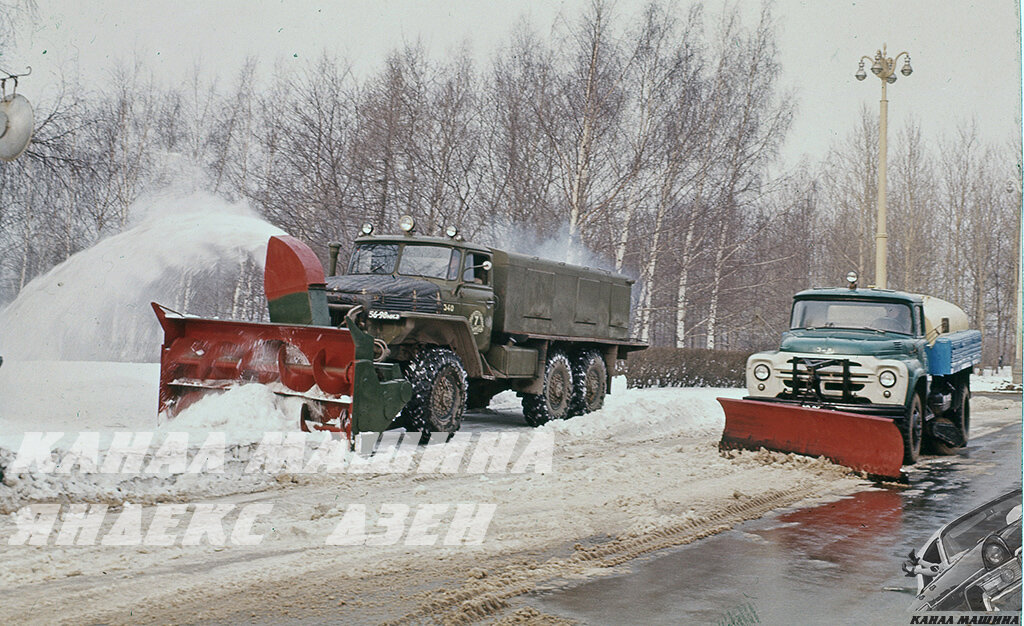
xmin=717 ymin=397 xmax=905 ymax=480
xmin=152 ymin=302 xmax=355 ymax=436
xmin=263 ymin=235 xmax=326 ymax=301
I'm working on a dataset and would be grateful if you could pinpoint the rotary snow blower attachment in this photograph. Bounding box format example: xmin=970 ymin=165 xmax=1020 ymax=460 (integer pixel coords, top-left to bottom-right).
xmin=153 ymin=235 xmax=411 ymax=440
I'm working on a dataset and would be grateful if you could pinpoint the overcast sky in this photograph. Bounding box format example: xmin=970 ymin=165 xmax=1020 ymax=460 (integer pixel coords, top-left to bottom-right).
xmin=4 ymin=0 xmax=1022 ymax=168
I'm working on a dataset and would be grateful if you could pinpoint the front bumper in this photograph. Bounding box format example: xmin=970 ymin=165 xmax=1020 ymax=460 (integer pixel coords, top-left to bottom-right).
xmin=741 ymin=395 xmax=906 ymax=417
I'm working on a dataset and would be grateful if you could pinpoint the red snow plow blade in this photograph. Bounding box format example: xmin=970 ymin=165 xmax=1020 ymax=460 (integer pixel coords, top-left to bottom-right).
xmin=717 ymin=398 xmax=905 ymax=480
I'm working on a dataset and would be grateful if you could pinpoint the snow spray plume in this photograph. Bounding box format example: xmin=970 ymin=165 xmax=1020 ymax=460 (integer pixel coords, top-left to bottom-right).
xmin=0 ymin=190 xmax=284 ymax=362
xmin=477 ymin=220 xmax=617 ymax=272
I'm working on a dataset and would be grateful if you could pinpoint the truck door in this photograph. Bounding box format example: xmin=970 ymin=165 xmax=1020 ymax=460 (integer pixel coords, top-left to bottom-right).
xmin=460 ymin=251 xmax=495 ymax=352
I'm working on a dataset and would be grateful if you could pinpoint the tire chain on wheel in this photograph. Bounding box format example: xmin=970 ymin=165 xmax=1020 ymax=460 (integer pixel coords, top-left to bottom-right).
xmin=522 ymin=350 xmax=573 ymax=427
xmin=569 ymin=349 xmax=607 ymax=417
xmin=397 ymin=347 xmax=468 ymax=432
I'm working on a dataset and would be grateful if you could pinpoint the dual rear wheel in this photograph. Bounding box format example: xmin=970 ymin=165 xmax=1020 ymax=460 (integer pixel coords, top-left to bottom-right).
xmin=902 ymin=381 xmax=971 ymax=464
xmin=924 ymin=382 xmax=971 ymax=456
xmin=522 ymin=349 xmax=607 ymax=427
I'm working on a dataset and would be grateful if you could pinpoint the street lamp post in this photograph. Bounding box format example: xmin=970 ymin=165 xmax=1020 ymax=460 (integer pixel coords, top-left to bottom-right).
xmin=856 ymin=44 xmax=912 ymax=289
xmin=1010 ymin=164 xmax=1022 ymax=384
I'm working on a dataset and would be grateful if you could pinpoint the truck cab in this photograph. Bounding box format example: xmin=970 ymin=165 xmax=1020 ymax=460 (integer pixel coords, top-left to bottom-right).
xmin=326 ymin=234 xmax=496 ymax=353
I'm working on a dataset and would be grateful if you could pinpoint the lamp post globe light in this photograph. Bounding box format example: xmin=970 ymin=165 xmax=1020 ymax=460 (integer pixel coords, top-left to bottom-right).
xmin=856 ymin=44 xmax=912 ymax=289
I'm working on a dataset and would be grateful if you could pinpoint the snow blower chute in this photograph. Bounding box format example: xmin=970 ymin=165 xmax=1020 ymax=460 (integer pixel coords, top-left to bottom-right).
xmin=153 ymin=235 xmax=412 ymax=439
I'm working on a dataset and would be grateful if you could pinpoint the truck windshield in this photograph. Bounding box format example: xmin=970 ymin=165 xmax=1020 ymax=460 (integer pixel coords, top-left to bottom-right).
xmin=399 ymin=245 xmax=461 ymax=280
xmin=791 ymin=300 xmax=914 ymax=335
xmin=348 ymin=243 xmax=398 ymax=274
xmin=348 ymin=243 xmax=460 ymax=280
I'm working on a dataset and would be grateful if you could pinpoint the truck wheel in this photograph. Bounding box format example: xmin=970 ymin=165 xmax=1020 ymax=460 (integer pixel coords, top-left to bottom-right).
xmin=900 ymin=393 xmax=924 ymax=464
xmin=522 ymin=351 xmax=574 ymax=426
xmin=926 ymin=384 xmax=970 ymax=455
xmin=570 ymin=350 xmax=607 ymax=416
xmin=398 ymin=347 xmax=467 ymax=433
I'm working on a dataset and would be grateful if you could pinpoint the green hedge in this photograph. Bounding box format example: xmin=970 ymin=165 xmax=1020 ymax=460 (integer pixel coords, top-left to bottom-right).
xmin=621 ymin=347 xmax=748 ymax=388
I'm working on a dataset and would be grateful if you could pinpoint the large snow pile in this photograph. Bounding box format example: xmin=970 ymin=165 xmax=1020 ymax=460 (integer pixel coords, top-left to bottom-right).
xmin=160 ymin=385 xmax=307 ymax=442
xmin=538 ymin=376 xmax=742 ymax=441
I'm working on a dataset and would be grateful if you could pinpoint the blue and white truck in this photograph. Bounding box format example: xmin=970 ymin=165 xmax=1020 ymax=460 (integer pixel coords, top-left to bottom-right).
xmin=720 ymin=275 xmax=982 ymax=479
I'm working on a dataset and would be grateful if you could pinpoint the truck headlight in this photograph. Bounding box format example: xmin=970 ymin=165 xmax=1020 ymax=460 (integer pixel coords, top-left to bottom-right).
xmin=399 ymin=215 xmax=416 ymax=232
xmin=879 ymin=370 xmax=897 ymax=387
xmin=753 ymin=364 xmax=771 ymax=381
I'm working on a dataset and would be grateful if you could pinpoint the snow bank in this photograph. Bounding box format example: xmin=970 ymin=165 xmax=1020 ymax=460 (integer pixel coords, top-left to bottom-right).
xmin=0 ymin=361 xmax=160 ymax=446
xmin=971 ymin=366 xmax=1021 ymax=393
xmin=0 ymin=360 xmax=305 ymax=446
xmin=0 ymin=361 xmax=333 ymax=514
xmin=0 ymin=363 xmax=746 ymax=513
xmin=538 ymin=376 xmax=743 ymax=442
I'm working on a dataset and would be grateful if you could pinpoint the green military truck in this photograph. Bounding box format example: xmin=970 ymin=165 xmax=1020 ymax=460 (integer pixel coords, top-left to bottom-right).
xmin=323 ymin=217 xmax=646 ymax=432
xmin=721 ymin=272 xmax=981 ymax=477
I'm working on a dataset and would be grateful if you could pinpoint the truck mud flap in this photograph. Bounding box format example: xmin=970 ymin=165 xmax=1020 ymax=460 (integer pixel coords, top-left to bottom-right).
xmin=152 ymin=302 xmax=411 ymax=439
xmin=717 ymin=397 xmax=905 ymax=480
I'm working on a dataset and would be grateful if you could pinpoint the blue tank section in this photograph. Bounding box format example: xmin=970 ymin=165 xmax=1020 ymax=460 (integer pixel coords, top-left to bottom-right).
xmin=925 ymin=330 xmax=982 ymax=376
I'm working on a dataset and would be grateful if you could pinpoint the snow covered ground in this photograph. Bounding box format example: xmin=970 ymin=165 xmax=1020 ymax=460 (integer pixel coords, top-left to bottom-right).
xmin=0 ymin=361 xmax=744 ymax=514
xmin=0 ymin=359 xmax=1018 ymax=623
xmin=971 ymin=366 xmax=1022 ymax=393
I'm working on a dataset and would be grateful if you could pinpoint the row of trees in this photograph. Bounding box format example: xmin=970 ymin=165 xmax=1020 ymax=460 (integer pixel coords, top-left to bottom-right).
xmin=0 ymin=0 xmax=1019 ymax=364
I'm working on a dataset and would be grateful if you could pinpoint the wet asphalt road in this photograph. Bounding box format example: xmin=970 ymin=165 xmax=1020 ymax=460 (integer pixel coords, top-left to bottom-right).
xmin=529 ymin=394 xmax=1022 ymax=625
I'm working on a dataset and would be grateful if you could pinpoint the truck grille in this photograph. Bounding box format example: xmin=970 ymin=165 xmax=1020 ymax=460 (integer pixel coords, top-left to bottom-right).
xmin=776 ymin=358 xmax=870 ymax=400
xmin=782 ymin=379 xmax=866 ymax=392
xmin=328 ymin=292 xmax=440 ymax=313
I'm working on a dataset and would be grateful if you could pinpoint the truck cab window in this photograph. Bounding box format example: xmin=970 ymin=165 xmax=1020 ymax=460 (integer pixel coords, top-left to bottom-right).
xmin=446 ymin=249 xmax=463 ymax=280
xmin=464 ymin=253 xmax=490 ymax=285
xmin=790 ymin=300 xmax=914 ymax=335
xmin=348 ymin=243 xmax=398 ymax=275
